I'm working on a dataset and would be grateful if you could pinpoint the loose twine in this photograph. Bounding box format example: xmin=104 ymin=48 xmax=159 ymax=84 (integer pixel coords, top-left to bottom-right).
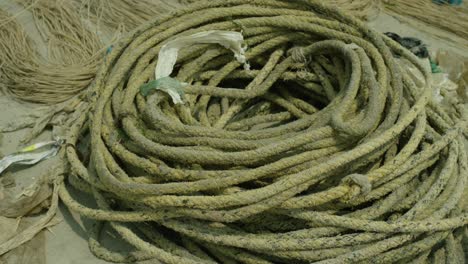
xmin=54 ymin=0 xmax=468 ymax=263
xmin=76 ymin=0 xmax=183 ymax=33
xmin=0 ymin=0 xmax=180 ymax=105
xmin=0 ymin=0 xmax=102 ymax=104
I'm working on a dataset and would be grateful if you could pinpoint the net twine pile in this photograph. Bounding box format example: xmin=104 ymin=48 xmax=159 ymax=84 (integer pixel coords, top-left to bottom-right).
xmin=0 ymin=0 xmax=104 ymax=104
xmin=0 ymin=0 xmax=181 ymax=105
xmin=55 ymin=0 xmax=468 ymax=263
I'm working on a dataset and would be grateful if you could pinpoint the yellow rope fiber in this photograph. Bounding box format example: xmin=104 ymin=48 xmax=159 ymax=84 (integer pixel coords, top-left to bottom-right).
xmin=55 ymin=1 xmax=468 ymax=263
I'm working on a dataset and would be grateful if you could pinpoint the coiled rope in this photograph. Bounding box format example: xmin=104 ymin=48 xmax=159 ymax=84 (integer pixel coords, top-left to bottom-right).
xmin=59 ymin=0 xmax=468 ymax=263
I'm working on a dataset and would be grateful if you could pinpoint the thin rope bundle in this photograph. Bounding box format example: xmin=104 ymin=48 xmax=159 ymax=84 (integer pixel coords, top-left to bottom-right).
xmin=75 ymin=0 xmax=183 ymax=33
xmin=59 ymin=0 xmax=468 ymax=263
xmin=0 ymin=0 xmax=103 ymax=104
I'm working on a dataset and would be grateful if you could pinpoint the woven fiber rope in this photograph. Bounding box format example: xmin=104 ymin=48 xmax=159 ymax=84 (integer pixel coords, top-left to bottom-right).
xmin=58 ymin=0 xmax=468 ymax=263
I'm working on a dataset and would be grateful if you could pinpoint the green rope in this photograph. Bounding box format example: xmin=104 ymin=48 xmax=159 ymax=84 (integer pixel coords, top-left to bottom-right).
xmin=59 ymin=0 xmax=467 ymax=263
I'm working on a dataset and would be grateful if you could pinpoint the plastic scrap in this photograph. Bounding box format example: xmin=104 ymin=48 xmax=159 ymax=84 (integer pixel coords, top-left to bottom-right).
xmin=0 ymin=217 xmax=20 ymax=244
xmin=432 ymin=73 xmax=457 ymax=103
xmin=436 ymin=50 xmax=468 ymax=103
xmin=436 ymin=50 xmax=466 ymax=81
xmin=0 ymin=139 xmax=63 ymax=175
xmin=140 ymin=77 xmax=186 ymax=104
xmin=140 ymin=30 xmax=248 ymax=104
xmin=155 ymin=30 xmax=248 ymax=79
xmin=398 ymin=57 xmax=447 ymax=103
xmin=433 ymin=0 xmax=463 ymax=5
xmin=405 ymin=49 xmax=468 ymax=105
xmin=0 ymin=175 xmax=52 ymax=218
xmin=385 ymin=32 xmax=429 ymax=58
xmin=0 ymin=221 xmax=47 ymax=264
xmin=430 ymin=58 xmax=442 ymax=73
xmin=106 ymin=45 xmax=113 ymax=54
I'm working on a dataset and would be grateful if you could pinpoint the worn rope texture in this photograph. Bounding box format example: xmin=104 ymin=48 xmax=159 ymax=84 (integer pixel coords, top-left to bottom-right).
xmin=183 ymin=0 xmax=380 ymax=20
xmin=59 ymin=0 xmax=468 ymax=263
xmin=0 ymin=0 xmax=377 ymax=105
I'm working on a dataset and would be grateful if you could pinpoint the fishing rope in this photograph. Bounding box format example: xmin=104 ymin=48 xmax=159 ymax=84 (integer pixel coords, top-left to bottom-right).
xmin=58 ymin=0 xmax=468 ymax=263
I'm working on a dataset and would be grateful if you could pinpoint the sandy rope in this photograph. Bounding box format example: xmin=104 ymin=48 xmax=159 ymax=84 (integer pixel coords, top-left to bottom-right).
xmin=55 ymin=1 xmax=468 ymax=263
xmin=3 ymin=0 xmax=467 ymax=106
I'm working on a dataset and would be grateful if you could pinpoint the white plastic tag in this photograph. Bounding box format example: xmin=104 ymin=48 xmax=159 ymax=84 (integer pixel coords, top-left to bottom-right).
xmin=0 ymin=139 xmax=63 ymax=174
xmin=152 ymin=30 xmax=248 ymax=104
xmin=156 ymin=30 xmax=248 ymax=79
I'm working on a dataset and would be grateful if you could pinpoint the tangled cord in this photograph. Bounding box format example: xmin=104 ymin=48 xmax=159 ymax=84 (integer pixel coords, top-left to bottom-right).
xmin=58 ymin=0 xmax=468 ymax=263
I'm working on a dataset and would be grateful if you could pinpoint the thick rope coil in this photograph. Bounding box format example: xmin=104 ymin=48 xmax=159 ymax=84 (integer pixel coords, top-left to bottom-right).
xmin=59 ymin=1 xmax=468 ymax=263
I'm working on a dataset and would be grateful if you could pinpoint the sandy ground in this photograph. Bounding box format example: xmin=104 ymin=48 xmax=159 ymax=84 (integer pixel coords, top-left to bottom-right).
xmin=0 ymin=3 xmax=467 ymax=264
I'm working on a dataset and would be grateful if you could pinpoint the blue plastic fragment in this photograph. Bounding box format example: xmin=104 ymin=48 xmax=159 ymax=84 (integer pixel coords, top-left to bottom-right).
xmin=106 ymin=45 xmax=113 ymax=54
xmin=433 ymin=0 xmax=462 ymax=5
